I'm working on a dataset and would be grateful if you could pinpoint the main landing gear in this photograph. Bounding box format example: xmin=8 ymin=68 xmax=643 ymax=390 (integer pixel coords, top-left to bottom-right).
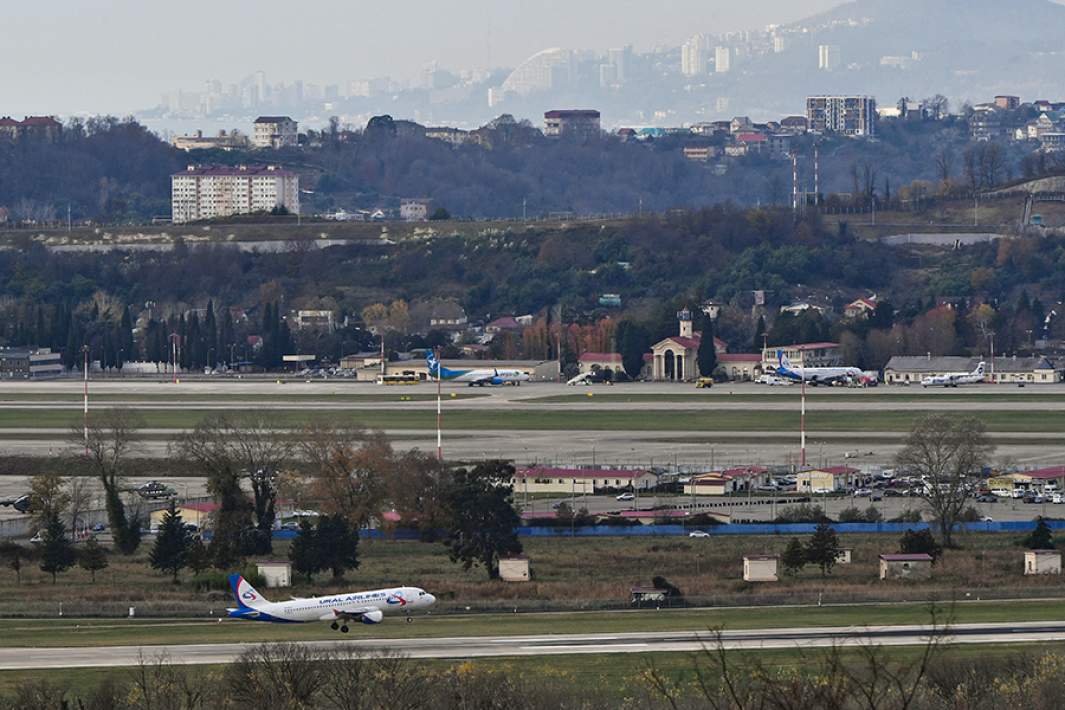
xmin=331 ymin=621 xmax=350 ymax=633
xmin=406 ymin=616 xmax=413 ymax=624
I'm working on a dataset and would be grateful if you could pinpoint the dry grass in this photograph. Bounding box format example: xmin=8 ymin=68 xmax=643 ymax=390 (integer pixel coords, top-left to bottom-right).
xmin=0 ymin=530 xmax=1058 ymax=617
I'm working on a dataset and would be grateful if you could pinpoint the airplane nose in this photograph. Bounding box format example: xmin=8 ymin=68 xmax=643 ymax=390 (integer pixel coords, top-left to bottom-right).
xmin=426 ymin=594 xmax=436 ymax=606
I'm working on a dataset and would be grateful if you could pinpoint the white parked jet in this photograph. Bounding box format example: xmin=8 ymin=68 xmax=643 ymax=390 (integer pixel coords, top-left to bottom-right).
xmin=227 ymin=574 xmax=436 ymax=632
xmin=921 ymin=361 xmax=986 ymax=388
xmin=427 ymin=352 xmax=530 ymax=386
xmin=775 ymin=351 xmax=863 ymax=386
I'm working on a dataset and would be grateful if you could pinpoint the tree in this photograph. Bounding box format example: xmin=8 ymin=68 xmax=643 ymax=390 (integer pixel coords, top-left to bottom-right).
xmin=186 ymin=537 xmax=211 ymax=577
xmin=895 ymin=415 xmax=994 ymax=548
xmin=78 ymin=537 xmax=108 ymax=582
xmin=782 ymin=537 xmax=807 ymax=575
xmin=440 ymin=461 xmax=523 ymax=579
xmin=38 ymin=513 xmax=76 ymax=584
xmin=615 ymin=320 xmax=650 ymax=380
xmin=696 ymin=315 xmax=717 ymax=378
xmin=71 ymin=408 xmax=144 ymax=554
xmin=289 ymin=520 xmax=322 ymax=582
xmin=299 ymin=425 xmax=388 ymax=529
xmin=315 ymin=515 xmax=360 ymax=581
xmin=899 ymin=528 xmax=943 ymax=563
xmin=1023 ymin=517 xmax=1055 ymax=550
xmin=66 ymin=476 xmax=93 ymax=540
xmin=150 ymin=502 xmax=191 ymax=583
xmin=0 ymin=541 xmax=28 ymax=585
xmin=428 ymin=207 xmax=451 ymax=220
xmin=805 ymin=521 xmax=841 ymax=576
xmin=28 ymin=473 xmax=70 ymax=531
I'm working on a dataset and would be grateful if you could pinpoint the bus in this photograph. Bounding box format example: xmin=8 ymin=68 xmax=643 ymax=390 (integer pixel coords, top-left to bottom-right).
xmin=376 ymin=373 xmax=420 ymax=386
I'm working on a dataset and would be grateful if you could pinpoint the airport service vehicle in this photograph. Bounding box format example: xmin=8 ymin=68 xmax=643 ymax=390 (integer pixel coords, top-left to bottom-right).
xmin=136 ymin=481 xmax=176 ymax=500
xmin=377 ymin=373 xmax=420 ymax=386
xmin=689 ymin=530 xmax=711 ymax=538
xmin=567 ymin=371 xmax=613 ymax=386
xmin=991 ymin=488 xmax=1011 ymax=498
xmin=1053 ymin=494 xmax=1064 ymax=504
xmin=428 ymin=352 xmax=530 ymax=387
xmin=227 ymin=574 xmax=435 ymax=632
xmin=920 ymin=362 xmax=986 ymax=388
xmin=695 ymin=377 xmax=714 ymax=389
xmin=774 ymin=351 xmax=863 ymax=386
xmin=615 ymin=492 xmax=635 ymax=501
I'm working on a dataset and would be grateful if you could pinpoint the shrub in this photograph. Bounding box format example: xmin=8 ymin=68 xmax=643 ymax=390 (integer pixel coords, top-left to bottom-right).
xmin=899 ymin=528 xmax=943 ymax=563
xmin=775 ymin=504 xmax=829 ymax=523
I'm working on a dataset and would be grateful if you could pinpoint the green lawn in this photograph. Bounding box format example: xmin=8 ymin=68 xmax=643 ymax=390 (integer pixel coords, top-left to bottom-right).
xmin=2 ymin=599 xmax=1064 ymax=649
xmin=4 ymin=407 xmax=1065 ymax=432
xmin=529 ymin=392 xmax=1065 ymax=404
xmin=0 ymin=392 xmax=485 ymax=403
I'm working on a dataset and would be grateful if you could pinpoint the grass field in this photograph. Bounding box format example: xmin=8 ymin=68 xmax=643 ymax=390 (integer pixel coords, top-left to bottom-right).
xmin=529 ymin=392 xmax=1065 ymax=404
xmin=3 ymin=407 xmax=1065 ymax=432
xmin=0 ymin=392 xmax=485 ymax=403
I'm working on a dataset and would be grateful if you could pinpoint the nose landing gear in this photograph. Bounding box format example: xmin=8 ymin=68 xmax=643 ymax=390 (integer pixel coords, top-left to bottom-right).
xmin=330 ymin=621 xmax=339 ymax=630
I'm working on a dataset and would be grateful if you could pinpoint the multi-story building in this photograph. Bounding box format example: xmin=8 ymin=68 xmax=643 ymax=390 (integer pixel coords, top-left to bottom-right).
xmin=0 ymin=116 xmax=62 ymax=142
xmin=543 ymin=110 xmax=601 ymax=139
xmin=681 ymin=34 xmax=707 ymax=76
xmin=806 ymin=96 xmax=877 ymax=136
xmin=400 ymin=198 xmax=431 ymax=221
xmin=252 ymin=116 xmax=298 ymax=149
xmin=172 ymin=130 xmax=248 ymax=152
xmin=818 ymin=45 xmax=841 ymax=71
xmin=714 ymin=46 xmax=731 ymax=73
xmin=994 ymin=95 xmax=1021 ymax=110
xmin=171 ymin=164 xmax=299 ymax=224
xmin=0 ymin=348 xmax=63 ymax=379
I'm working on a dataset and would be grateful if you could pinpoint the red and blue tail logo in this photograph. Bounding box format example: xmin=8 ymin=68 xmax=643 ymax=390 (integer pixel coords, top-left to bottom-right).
xmin=386 ymin=593 xmax=407 ymax=606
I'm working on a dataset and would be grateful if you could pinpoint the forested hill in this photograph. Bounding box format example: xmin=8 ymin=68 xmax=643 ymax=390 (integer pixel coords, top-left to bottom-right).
xmin=1 ymin=206 xmax=1064 ymax=374
xmin=0 ymin=114 xmax=1032 ymax=223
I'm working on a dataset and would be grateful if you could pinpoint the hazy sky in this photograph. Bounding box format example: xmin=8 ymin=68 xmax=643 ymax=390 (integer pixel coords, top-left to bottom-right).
xmin=5 ymin=0 xmax=851 ymax=114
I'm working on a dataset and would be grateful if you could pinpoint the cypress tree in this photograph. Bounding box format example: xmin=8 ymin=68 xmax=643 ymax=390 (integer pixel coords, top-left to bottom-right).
xmin=696 ymin=315 xmax=718 ymax=378
xmin=316 ymin=515 xmax=360 ymax=581
xmin=78 ymin=537 xmax=109 ymax=583
xmin=805 ymin=521 xmax=841 ymax=577
xmin=39 ymin=513 xmax=76 ymax=584
xmin=289 ymin=519 xmax=322 ymax=582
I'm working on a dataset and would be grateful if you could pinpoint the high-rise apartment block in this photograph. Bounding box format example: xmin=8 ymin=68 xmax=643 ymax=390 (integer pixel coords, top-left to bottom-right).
xmin=252 ymin=116 xmax=298 ymax=149
xmin=818 ymin=45 xmax=841 ymax=71
xmin=171 ymin=165 xmax=299 ymax=224
xmin=806 ymin=96 xmax=877 ymax=136
xmin=714 ymin=47 xmax=731 ymax=73
xmin=681 ymin=35 xmax=707 ymax=76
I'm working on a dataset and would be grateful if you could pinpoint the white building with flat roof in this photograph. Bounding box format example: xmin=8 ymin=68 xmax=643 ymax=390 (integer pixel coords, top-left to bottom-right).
xmin=171 ymin=164 xmax=299 ymax=224
xmin=253 ymin=116 xmax=298 ymax=149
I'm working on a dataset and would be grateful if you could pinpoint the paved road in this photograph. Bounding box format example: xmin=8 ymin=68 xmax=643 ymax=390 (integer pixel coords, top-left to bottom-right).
xmin=3 ymin=621 xmax=1064 ymax=669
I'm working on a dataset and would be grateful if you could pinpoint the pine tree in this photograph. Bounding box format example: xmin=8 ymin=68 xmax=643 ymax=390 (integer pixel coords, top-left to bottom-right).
xmin=805 ymin=521 xmax=841 ymax=577
xmin=316 ymin=515 xmax=360 ymax=581
xmin=186 ymin=537 xmax=211 ymax=577
xmin=1023 ymin=517 xmax=1055 ymax=550
xmin=0 ymin=541 xmax=26 ymax=585
xmin=289 ymin=519 xmax=322 ymax=582
xmin=782 ymin=537 xmax=807 ymax=575
xmin=149 ymin=502 xmax=191 ymax=583
xmin=38 ymin=513 xmax=76 ymax=584
xmin=899 ymin=528 xmax=943 ymax=563
xmin=78 ymin=537 xmax=108 ymax=582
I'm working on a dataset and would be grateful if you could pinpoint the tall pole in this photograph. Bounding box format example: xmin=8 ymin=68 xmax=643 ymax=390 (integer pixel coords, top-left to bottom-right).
xmin=800 ymin=350 xmax=807 ymax=468
xmin=82 ymin=345 xmax=90 ymax=454
xmin=435 ymin=347 xmax=443 ymax=462
xmin=791 ymin=153 xmax=798 ymax=213
xmin=814 ymin=143 xmax=820 ymax=206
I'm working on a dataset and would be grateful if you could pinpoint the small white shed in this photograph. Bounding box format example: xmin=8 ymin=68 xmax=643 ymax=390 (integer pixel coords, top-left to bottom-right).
xmin=1025 ymin=549 xmax=1062 ymax=576
xmin=256 ymin=561 xmax=292 ymax=588
xmin=836 ymin=549 xmax=853 ymax=565
xmin=499 ymin=557 xmax=530 ymax=582
xmin=743 ymin=555 xmax=779 ymax=582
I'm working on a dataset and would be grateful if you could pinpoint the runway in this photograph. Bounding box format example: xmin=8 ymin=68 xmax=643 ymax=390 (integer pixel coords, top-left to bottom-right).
xmin=3 ymin=621 xmax=1065 ymax=670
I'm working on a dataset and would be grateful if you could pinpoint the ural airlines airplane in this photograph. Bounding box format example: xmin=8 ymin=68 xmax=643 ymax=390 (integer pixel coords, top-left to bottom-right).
xmin=921 ymin=361 xmax=986 ymax=388
xmin=775 ymin=351 xmax=863 ymax=386
xmin=227 ymin=574 xmax=436 ymax=632
xmin=426 ymin=352 xmax=530 ymax=386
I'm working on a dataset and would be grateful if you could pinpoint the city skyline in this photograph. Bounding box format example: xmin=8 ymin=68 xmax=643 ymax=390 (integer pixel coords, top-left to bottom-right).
xmin=8 ymin=0 xmax=853 ymax=114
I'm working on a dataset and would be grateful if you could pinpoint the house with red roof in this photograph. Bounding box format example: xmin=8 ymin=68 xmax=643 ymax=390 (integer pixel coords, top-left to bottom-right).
xmin=484 ymin=316 xmax=523 ymax=335
xmin=844 ymin=297 xmax=878 ymax=320
xmin=647 ymin=309 xmax=727 ymax=382
xmin=684 ymin=466 xmax=772 ymax=495
xmin=718 ymin=353 xmax=764 ymax=381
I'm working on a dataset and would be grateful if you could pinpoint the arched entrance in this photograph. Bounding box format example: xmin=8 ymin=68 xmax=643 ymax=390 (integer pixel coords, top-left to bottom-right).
xmin=664 ymin=351 xmax=675 ymax=380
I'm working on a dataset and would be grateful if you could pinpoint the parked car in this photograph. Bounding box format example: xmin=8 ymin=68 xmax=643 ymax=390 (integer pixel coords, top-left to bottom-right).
xmin=852 ymin=488 xmax=872 ymax=497
xmin=976 ymin=494 xmax=998 ymax=503
xmin=1053 ymin=494 xmax=1065 ymax=505
xmin=90 ymin=523 xmax=106 ymax=532
xmin=615 ymin=492 xmax=635 ymax=502
xmin=870 ymin=494 xmax=883 ymax=502
xmin=688 ymin=530 xmax=711 ymax=538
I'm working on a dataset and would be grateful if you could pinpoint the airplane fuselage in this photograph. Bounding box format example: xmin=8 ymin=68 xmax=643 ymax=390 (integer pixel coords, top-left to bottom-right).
xmin=228 ymin=577 xmax=435 ymax=626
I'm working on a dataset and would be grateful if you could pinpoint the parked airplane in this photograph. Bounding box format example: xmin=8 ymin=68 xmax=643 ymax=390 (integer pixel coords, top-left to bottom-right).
xmin=775 ymin=351 xmax=863 ymax=386
xmin=921 ymin=361 xmax=986 ymax=388
xmin=227 ymin=574 xmax=436 ymax=632
xmin=426 ymin=352 xmax=530 ymax=386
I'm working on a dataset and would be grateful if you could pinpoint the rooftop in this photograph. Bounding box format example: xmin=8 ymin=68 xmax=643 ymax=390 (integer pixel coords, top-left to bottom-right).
xmin=879 ymin=554 xmax=933 ymax=562
xmin=516 ymin=467 xmax=651 ymax=480
xmin=175 ymin=164 xmax=295 ymax=178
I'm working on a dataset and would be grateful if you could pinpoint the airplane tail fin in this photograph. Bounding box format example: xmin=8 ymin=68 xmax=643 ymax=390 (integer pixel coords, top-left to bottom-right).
xmin=229 ymin=573 xmax=269 ymax=610
xmin=777 ymin=350 xmax=792 ymax=370
xmin=426 ymin=351 xmax=439 ymax=376
xmin=975 ymin=361 xmax=986 ymax=376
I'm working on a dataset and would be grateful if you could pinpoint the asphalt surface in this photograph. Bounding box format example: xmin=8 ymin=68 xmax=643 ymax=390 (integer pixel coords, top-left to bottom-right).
xmin=3 ymin=621 xmax=1065 ymax=669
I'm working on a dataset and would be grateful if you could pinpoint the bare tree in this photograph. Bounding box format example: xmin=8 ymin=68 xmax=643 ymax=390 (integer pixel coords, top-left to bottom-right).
xmin=66 ymin=476 xmax=93 ymax=538
xmin=171 ymin=414 xmax=293 ymax=557
xmin=896 ymin=415 xmax=994 ymax=547
xmin=934 ymin=149 xmax=954 ymax=191
xmin=69 ymin=408 xmax=144 ymax=554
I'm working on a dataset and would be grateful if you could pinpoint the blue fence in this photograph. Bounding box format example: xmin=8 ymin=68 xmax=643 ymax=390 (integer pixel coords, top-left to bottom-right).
xmin=270 ymin=520 xmax=1057 ymax=541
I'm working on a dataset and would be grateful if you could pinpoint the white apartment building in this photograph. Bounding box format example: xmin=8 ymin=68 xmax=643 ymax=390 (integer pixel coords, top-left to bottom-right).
xmin=818 ymin=45 xmax=841 ymax=71
xmin=806 ymin=96 xmax=878 ymax=136
xmin=171 ymin=165 xmax=299 ymax=224
xmin=252 ymin=116 xmax=298 ymax=149
xmin=400 ymin=198 xmax=431 ymax=221
xmin=681 ymin=34 xmax=707 ymax=76
xmin=714 ymin=46 xmax=731 ymax=73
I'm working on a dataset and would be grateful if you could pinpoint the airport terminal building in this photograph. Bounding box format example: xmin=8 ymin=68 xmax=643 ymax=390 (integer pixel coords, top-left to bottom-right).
xmin=883 ymin=356 xmax=1059 ymax=385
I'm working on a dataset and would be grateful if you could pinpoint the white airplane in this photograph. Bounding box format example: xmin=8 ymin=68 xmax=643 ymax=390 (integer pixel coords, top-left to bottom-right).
xmin=227 ymin=574 xmax=436 ymax=632
xmin=426 ymin=352 xmax=530 ymax=386
xmin=921 ymin=361 xmax=986 ymax=388
xmin=775 ymin=351 xmax=863 ymax=386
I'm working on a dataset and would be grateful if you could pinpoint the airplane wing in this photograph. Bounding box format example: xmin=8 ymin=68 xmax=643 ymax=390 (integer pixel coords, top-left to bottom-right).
xmin=319 ymin=606 xmax=384 ymax=624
